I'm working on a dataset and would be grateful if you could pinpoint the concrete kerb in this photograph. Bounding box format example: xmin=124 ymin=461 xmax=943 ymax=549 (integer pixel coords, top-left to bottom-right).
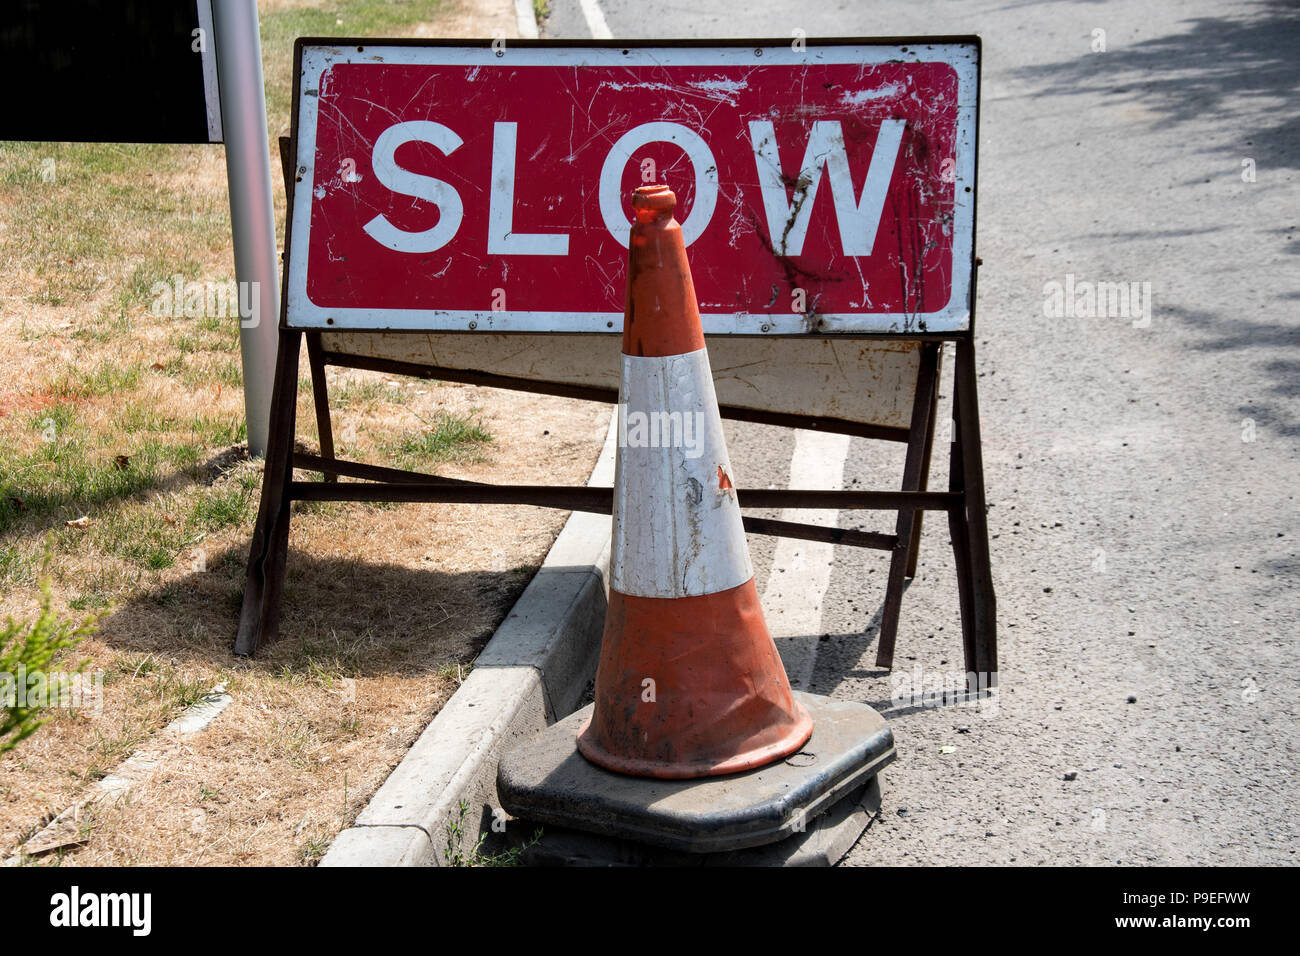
xmin=513 ymin=0 xmax=539 ymax=39
xmin=321 ymin=412 xmax=616 ymax=866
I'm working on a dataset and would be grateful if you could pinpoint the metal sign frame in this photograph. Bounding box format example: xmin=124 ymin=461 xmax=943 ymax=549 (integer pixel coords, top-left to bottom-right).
xmin=236 ymin=37 xmax=995 ymax=684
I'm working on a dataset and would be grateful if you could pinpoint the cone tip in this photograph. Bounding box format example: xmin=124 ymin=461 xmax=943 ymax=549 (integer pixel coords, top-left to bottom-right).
xmin=632 ymin=184 xmax=676 ymax=222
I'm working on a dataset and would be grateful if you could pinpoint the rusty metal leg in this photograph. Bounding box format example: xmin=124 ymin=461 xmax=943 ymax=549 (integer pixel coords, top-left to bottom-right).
xmin=947 ymin=383 xmax=977 ymax=675
xmin=953 ymin=338 xmax=997 ymax=681
xmin=875 ymin=343 xmax=941 ymax=670
xmin=305 ymin=332 xmax=336 ymax=483
xmin=235 ymin=328 xmax=301 ymax=657
xmin=906 ymin=345 xmax=941 ymax=578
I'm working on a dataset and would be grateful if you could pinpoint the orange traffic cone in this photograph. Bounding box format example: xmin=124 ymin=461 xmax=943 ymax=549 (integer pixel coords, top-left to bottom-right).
xmin=576 ymin=184 xmax=814 ymax=779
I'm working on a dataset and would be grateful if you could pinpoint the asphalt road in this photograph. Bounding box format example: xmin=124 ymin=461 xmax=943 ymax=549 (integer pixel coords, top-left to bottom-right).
xmin=541 ymin=0 xmax=1299 ymax=865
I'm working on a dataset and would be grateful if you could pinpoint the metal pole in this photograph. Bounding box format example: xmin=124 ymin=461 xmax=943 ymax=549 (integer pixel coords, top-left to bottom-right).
xmin=212 ymin=0 xmax=278 ymax=457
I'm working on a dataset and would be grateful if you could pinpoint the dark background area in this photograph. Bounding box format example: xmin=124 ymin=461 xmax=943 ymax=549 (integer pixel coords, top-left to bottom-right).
xmin=0 ymin=0 xmax=213 ymax=143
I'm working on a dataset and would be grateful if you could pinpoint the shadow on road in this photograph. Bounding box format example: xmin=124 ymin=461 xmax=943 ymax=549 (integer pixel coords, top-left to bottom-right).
xmin=1012 ymin=1 xmax=1300 ymax=171
xmin=1160 ymin=303 xmax=1300 ymax=440
xmin=1012 ymin=3 xmax=1300 ymax=444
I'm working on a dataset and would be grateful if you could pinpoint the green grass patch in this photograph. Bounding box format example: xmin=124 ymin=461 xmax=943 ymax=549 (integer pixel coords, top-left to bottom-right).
xmin=70 ymin=311 xmax=135 ymax=344
xmin=0 ymin=544 xmax=39 ymax=589
xmin=182 ymin=358 xmax=242 ymax=389
xmin=212 ymin=361 xmax=243 ymax=388
xmin=189 ymin=413 xmax=247 ymax=448
xmin=392 ymin=413 xmax=492 ymax=467
xmin=332 ymin=377 xmax=408 ymax=409
xmin=120 ymin=257 xmax=195 ymax=313
xmin=96 ymin=510 xmax=185 ymax=570
xmin=0 ymin=143 xmax=223 ymax=311
xmin=113 ymin=405 xmax=180 ymax=436
xmin=68 ymin=590 xmax=112 ymax=612
xmin=85 ymin=717 xmax=152 ymax=778
xmin=30 ymin=404 xmax=76 ymax=440
xmin=0 ymin=429 xmax=207 ymax=534
xmin=52 ymin=360 xmax=142 ymax=399
xmin=189 ymin=483 xmax=254 ymax=535
xmin=258 ymin=0 xmax=451 ymax=128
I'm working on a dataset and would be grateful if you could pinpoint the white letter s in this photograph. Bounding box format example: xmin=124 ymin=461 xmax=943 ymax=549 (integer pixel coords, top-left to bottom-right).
xmin=363 ymin=121 xmax=464 ymax=253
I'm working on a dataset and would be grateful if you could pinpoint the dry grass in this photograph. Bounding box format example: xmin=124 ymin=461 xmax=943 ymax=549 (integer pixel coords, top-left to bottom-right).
xmin=0 ymin=0 xmax=608 ymax=865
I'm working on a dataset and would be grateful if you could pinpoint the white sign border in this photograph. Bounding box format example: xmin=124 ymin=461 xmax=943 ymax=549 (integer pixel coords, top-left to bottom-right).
xmin=287 ymin=41 xmax=978 ymax=335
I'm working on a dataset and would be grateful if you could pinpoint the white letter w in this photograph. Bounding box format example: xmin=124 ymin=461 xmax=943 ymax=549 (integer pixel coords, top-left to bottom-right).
xmin=749 ymin=119 xmax=905 ymax=256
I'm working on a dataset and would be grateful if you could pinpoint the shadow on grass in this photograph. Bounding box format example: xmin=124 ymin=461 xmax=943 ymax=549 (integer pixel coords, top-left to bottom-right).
xmin=94 ymin=540 xmax=536 ymax=679
xmin=0 ymin=442 xmax=252 ymax=539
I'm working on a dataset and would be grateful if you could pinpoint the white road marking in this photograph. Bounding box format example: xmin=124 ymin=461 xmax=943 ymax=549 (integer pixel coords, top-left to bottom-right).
xmin=579 ymin=0 xmax=614 ymax=39
xmin=761 ymin=430 xmax=852 ymax=691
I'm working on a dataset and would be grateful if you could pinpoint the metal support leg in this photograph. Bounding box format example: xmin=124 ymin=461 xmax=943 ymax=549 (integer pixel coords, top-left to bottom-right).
xmin=952 ymin=338 xmax=997 ymax=680
xmin=305 ymin=333 xmax=336 ymax=482
xmin=234 ymin=328 xmax=302 ymax=656
xmin=875 ymin=343 xmax=941 ymax=670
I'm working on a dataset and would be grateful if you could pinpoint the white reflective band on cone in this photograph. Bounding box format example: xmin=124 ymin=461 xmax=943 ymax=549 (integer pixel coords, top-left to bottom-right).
xmin=610 ymin=349 xmax=753 ymax=599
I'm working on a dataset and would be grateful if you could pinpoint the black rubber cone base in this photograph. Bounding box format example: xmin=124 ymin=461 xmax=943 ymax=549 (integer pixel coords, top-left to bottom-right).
xmin=507 ymin=776 xmax=884 ymax=867
xmin=496 ymin=691 xmax=895 ymax=855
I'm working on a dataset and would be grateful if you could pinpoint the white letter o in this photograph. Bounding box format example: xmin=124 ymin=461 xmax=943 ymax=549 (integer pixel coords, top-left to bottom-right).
xmin=598 ymin=122 xmax=718 ymax=249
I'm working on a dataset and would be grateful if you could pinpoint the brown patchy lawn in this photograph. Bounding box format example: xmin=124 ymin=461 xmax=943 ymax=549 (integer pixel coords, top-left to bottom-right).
xmin=0 ymin=0 xmax=606 ymax=865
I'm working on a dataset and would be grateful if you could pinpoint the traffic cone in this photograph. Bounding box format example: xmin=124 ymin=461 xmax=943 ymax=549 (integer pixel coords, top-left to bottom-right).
xmin=576 ymin=184 xmax=814 ymax=779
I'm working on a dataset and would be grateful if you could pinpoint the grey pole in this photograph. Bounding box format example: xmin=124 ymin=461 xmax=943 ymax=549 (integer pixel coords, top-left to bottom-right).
xmin=212 ymin=0 xmax=278 ymax=457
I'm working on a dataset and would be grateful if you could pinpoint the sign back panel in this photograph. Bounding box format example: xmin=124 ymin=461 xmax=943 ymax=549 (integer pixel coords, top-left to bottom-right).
xmin=288 ymin=40 xmax=978 ymax=335
xmin=0 ymin=0 xmax=220 ymax=144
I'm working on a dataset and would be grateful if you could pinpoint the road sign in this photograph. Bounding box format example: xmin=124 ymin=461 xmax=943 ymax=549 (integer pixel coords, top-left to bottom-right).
xmin=238 ymin=39 xmax=995 ymax=682
xmin=0 ymin=0 xmax=221 ymax=144
xmin=287 ymin=40 xmax=978 ymax=334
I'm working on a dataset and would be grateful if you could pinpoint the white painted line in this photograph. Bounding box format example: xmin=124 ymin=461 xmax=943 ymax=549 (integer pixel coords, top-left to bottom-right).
xmin=762 ymin=431 xmax=852 ymax=691
xmin=5 ymin=688 xmax=233 ymax=863
xmin=513 ymin=0 xmax=539 ymax=39
xmin=578 ymin=0 xmax=613 ymax=39
xmin=165 ymin=688 xmax=234 ymax=735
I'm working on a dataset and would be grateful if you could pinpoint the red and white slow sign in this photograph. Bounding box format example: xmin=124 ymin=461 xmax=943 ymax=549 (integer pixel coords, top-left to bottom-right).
xmin=286 ymin=40 xmax=979 ymax=335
